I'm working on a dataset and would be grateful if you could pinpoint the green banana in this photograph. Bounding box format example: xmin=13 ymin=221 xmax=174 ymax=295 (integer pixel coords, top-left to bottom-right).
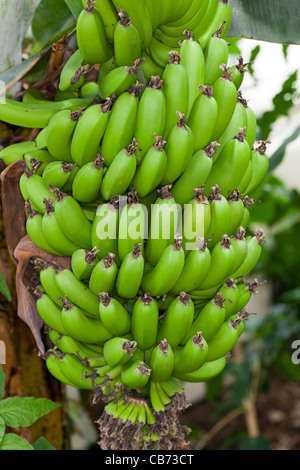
xmin=50 ymin=188 xmax=92 ymax=249
xmin=25 ymin=200 xmax=63 ymax=256
xmin=157 ymin=293 xmax=195 ymax=347
xmin=71 ymin=98 xmax=113 ymax=167
xmin=182 ymin=292 xmax=227 ymax=342
xmin=100 ymin=138 xmax=137 ymax=200
xmin=204 ymin=23 xmax=229 ymax=86
xmin=161 ymin=51 xmax=189 ymax=140
xmin=174 ymin=356 xmax=226 ymax=382
xmin=101 ymin=81 xmax=142 ymax=167
xmin=46 ymin=109 xmax=83 ymax=162
xmin=244 ymin=102 xmax=258 ymax=151
xmin=25 ymin=171 xmax=57 ymax=214
xmin=155 ymin=0 xmax=209 ymax=47
xmin=188 ymin=85 xmax=219 ymax=152
xmin=197 ymin=235 xmax=236 ymax=291
xmin=182 ymin=188 xmax=211 ymax=250
xmin=132 ymin=134 xmax=167 ymax=197
xmin=229 ymin=227 xmax=249 ymax=275
xmin=196 ymin=0 xmax=219 ymax=44
xmin=80 ymin=81 xmax=99 ymax=99
xmin=103 ymin=337 xmax=137 ymax=367
xmin=121 ymin=361 xmax=151 ymax=390
xmin=49 ymin=331 xmax=105 ymax=367
xmin=116 ymin=243 xmax=144 ymax=299
xmin=55 ymin=268 xmax=99 ymax=316
xmin=45 ymin=350 xmax=75 ymax=386
xmin=244 ymin=141 xmax=270 ymax=196
xmin=170 ymin=238 xmax=212 ymax=294
xmin=204 ymin=128 xmax=251 ymax=198
xmin=0 ymin=140 xmax=37 ymax=166
xmin=206 ymin=314 xmax=245 ymax=362
xmin=240 ymin=196 xmax=254 ymax=230
xmin=228 ymin=56 xmax=251 ymax=90
xmin=173 ymin=332 xmax=208 ymax=376
xmin=131 ymin=293 xmax=159 ymax=352
xmin=235 ymin=279 xmax=262 ymax=312
xmin=142 ymin=236 xmax=185 ymax=296
xmin=36 ymin=292 xmax=69 ymax=335
xmin=171 ymin=141 xmax=219 ymax=207
xmin=210 ymin=66 xmax=238 ymax=140
xmin=210 ymin=0 xmax=232 ymax=40
xmin=145 ymin=186 xmax=180 ymax=267
xmin=89 ymin=253 xmax=118 ymax=295
xmin=111 ymin=0 xmax=153 ymax=50
xmin=58 ymin=49 xmax=87 ymax=92
xmin=218 ymin=278 xmax=241 ymax=320
xmin=71 ymin=247 xmax=99 ymax=281
xmin=160 ymin=112 xmax=195 ymax=185
xmin=42 ymin=161 xmax=76 ymax=189
xmin=205 ymin=185 xmax=230 ymax=246
xmin=98 ymin=292 xmax=131 ymax=336
xmin=72 ymin=154 xmax=104 ymax=203
xmin=212 ymin=98 xmax=246 ymax=162
xmin=149 ymin=380 xmax=165 ymax=412
xmin=149 ymin=339 xmax=174 ymax=383
xmin=114 ymin=9 xmax=142 ymax=66
xmin=35 ymin=127 xmax=48 ymax=149
xmin=41 ymin=199 xmax=81 ymax=256
xmin=140 ymin=51 xmax=164 ymax=83
xmin=230 ymin=229 xmax=266 ymax=280
xmin=77 ymin=0 xmax=113 ymax=65
xmin=227 ymin=189 xmax=246 ymax=235
xmin=91 ymin=196 xmax=120 ymax=263
xmin=0 ymin=97 xmax=93 ymax=128
xmin=58 ymin=353 xmax=95 ymax=390
xmin=149 ymin=37 xmax=179 ymax=69
xmin=60 ymin=296 xmax=112 ymax=344
xmin=23 ymin=149 xmax=55 ymax=175
xmin=81 ymin=0 xmax=118 ymax=41
xmin=179 ymin=31 xmax=205 ymax=119
xmin=36 ymin=260 xmax=63 ymax=307
xmin=98 ymin=59 xmax=142 ymax=100
xmin=134 ymin=76 xmax=166 ymax=163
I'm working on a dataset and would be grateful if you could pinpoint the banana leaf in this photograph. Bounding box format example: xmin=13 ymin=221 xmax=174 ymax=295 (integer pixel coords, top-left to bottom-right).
xmin=229 ymin=0 xmax=300 ymax=45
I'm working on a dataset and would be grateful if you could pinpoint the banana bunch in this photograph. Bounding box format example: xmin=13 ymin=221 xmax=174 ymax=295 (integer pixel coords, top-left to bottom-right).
xmin=0 ymin=0 xmax=270 ymax=450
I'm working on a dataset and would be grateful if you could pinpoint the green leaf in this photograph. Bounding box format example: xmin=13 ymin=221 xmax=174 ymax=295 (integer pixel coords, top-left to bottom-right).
xmin=247 ymin=45 xmax=260 ymax=77
xmin=33 ymin=436 xmax=56 ymax=450
xmin=0 ymin=397 xmax=60 ymax=428
xmin=237 ymin=435 xmax=272 ymax=450
xmin=0 ymin=416 xmax=5 ymax=444
xmin=229 ymin=0 xmax=300 ymax=45
xmin=0 ymin=270 xmax=11 ymax=302
xmin=257 ymin=70 xmax=298 ymax=140
xmin=32 ymin=0 xmax=75 ymax=47
xmin=272 ymin=349 xmax=300 ymax=382
xmin=0 ymin=366 xmax=5 ymax=401
xmin=0 ymin=433 xmax=34 ymax=450
xmin=268 ymin=126 xmax=300 ymax=173
xmin=0 ymin=47 xmax=51 ymax=96
xmin=64 ymin=0 xmax=83 ymax=19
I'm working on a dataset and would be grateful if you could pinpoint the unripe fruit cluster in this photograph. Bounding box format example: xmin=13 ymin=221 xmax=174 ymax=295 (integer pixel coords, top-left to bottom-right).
xmin=0 ymin=0 xmax=268 ymax=450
